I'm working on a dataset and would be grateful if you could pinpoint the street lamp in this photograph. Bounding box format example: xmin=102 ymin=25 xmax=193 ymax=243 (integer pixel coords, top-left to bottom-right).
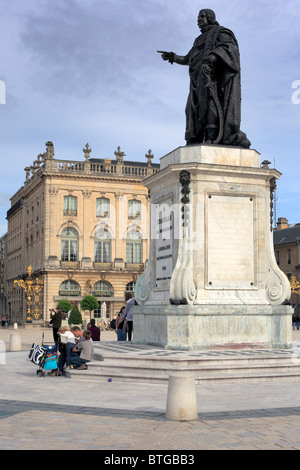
xmin=13 ymin=266 xmax=43 ymax=322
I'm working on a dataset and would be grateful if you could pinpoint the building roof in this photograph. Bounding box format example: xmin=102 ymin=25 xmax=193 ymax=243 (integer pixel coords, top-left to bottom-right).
xmin=273 ymin=224 xmax=300 ymax=246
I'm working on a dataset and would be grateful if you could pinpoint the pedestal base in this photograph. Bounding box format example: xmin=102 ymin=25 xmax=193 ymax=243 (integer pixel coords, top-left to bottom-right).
xmin=134 ymin=145 xmax=292 ymax=351
xmin=133 ymin=304 xmax=292 ymax=351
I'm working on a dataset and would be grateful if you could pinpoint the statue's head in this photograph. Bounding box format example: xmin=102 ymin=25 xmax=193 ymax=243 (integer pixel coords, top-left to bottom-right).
xmin=198 ymin=9 xmax=219 ymax=29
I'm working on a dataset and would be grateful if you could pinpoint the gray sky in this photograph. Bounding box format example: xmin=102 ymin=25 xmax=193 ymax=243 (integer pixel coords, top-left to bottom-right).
xmin=0 ymin=0 xmax=299 ymax=234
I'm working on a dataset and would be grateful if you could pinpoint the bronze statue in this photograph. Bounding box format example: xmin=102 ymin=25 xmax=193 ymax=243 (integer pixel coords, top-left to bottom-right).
xmin=158 ymin=9 xmax=250 ymax=148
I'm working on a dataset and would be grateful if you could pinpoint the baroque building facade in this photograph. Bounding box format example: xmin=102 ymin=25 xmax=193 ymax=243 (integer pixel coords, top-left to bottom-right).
xmin=5 ymin=141 xmax=159 ymax=325
xmin=273 ymin=217 xmax=300 ymax=316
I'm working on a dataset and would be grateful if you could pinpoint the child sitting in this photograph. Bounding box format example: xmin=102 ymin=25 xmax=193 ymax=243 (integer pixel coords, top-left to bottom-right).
xmin=71 ymin=330 xmax=94 ymax=370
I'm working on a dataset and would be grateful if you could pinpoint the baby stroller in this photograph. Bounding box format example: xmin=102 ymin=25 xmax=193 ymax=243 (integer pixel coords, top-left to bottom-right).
xmin=28 ymin=333 xmax=59 ymax=376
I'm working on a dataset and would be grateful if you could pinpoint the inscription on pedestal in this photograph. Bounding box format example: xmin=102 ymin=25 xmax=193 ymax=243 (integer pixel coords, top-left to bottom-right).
xmin=155 ymin=201 xmax=173 ymax=289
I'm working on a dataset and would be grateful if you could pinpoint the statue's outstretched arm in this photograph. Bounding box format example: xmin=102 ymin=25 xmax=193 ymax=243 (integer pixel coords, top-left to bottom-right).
xmin=158 ymin=51 xmax=189 ymax=66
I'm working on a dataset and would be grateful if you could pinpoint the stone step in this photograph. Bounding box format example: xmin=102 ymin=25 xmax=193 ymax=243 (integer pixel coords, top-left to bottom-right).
xmin=65 ymin=367 xmax=300 ymax=385
xmin=64 ymin=342 xmax=300 ymax=384
xmin=64 ymin=354 xmax=300 ymax=384
xmin=84 ymin=359 xmax=300 ymax=375
xmin=93 ymin=351 xmax=296 ymax=368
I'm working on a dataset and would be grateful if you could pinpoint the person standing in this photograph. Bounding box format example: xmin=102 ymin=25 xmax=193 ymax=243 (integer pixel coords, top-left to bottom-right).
xmin=293 ymin=312 xmax=297 ymax=331
xmin=116 ymin=306 xmax=127 ymax=341
xmin=124 ymin=297 xmax=136 ymax=342
xmin=50 ymin=308 xmax=63 ymax=343
xmin=58 ymin=326 xmax=76 ymax=369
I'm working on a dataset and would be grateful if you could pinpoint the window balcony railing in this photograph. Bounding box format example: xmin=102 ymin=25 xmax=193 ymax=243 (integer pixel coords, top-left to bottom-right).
xmin=125 ymin=263 xmax=144 ymax=271
xmin=63 ymin=209 xmax=77 ymax=216
xmin=128 ymin=213 xmax=141 ymax=220
xmin=96 ymin=211 xmax=109 ymax=218
xmin=93 ymin=262 xmax=113 ymax=270
xmin=60 ymin=261 xmax=80 ymax=269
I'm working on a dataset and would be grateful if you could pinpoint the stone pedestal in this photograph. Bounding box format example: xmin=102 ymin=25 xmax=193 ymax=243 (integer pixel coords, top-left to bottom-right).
xmin=133 ymin=144 xmax=292 ymax=350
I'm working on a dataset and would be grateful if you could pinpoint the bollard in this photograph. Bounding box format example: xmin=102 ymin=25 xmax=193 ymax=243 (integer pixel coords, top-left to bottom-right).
xmin=9 ymin=333 xmax=22 ymax=352
xmin=165 ymin=372 xmax=198 ymax=421
xmin=13 ymin=323 xmax=18 ymax=330
xmin=0 ymin=340 xmax=5 ymax=364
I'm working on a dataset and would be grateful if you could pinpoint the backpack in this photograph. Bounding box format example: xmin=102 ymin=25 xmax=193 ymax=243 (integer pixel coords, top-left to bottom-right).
xmin=110 ymin=318 xmax=116 ymax=330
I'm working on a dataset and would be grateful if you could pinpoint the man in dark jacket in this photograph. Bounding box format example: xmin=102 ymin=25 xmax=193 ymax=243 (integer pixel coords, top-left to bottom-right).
xmin=50 ymin=308 xmax=63 ymax=343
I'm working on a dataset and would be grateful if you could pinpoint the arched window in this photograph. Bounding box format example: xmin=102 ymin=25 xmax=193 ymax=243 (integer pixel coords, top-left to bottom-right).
xmin=59 ymin=280 xmax=80 ymax=296
xmin=125 ymin=281 xmax=136 ymax=293
xmin=125 ymin=281 xmax=136 ymax=301
xmin=61 ymin=228 xmax=79 ymax=261
xmin=93 ymin=280 xmax=113 ymax=297
xmin=94 ymin=228 xmax=111 ymax=263
xmin=126 ymin=230 xmax=142 ymax=263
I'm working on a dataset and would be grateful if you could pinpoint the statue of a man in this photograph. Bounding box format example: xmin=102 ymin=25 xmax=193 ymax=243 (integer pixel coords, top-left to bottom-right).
xmin=159 ymin=9 xmax=250 ymax=148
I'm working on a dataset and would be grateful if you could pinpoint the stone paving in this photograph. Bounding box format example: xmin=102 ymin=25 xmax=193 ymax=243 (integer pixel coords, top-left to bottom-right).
xmin=1 ymin=326 xmax=300 ymax=450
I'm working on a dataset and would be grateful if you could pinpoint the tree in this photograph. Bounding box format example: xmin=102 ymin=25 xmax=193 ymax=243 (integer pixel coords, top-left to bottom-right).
xmin=80 ymin=295 xmax=99 ymax=321
xmin=57 ymin=299 xmax=72 ymax=315
xmin=68 ymin=303 xmax=83 ymax=326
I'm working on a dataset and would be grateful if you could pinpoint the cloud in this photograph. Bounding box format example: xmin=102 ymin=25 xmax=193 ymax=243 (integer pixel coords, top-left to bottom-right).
xmin=19 ymin=0 xmax=181 ymax=102
xmin=0 ymin=0 xmax=300 ymax=233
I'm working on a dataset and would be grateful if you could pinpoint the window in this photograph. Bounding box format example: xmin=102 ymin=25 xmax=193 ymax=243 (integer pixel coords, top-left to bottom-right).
xmin=125 ymin=281 xmax=136 ymax=301
xmin=276 ymin=250 xmax=280 ymax=265
xmin=93 ymin=281 xmax=113 ymax=297
xmin=94 ymin=301 xmax=110 ymax=319
xmin=125 ymin=281 xmax=136 ymax=293
xmin=128 ymin=199 xmax=141 ymax=219
xmin=288 ymin=249 xmax=291 ymax=265
xmin=96 ymin=198 xmax=110 ymax=218
xmin=64 ymin=196 xmax=77 ymax=216
xmin=61 ymin=228 xmax=79 ymax=261
xmin=126 ymin=230 xmax=142 ymax=263
xmin=59 ymin=280 xmax=80 ymax=296
xmin=94 ymin=228 xmax=111 ymax=262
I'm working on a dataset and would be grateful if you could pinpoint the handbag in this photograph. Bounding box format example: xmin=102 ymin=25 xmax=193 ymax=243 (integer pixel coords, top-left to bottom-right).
xmin=28 ymin=343 xmax=46 ymax=366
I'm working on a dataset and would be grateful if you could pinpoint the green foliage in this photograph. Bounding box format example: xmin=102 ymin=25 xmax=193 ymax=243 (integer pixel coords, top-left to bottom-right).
xmin=57 ymin=299 xmax=72 ymax=314
xmin=68 ymin=303 xmax=83 ymax=326
xmin=80 ymin=295 xmax=99 ymax=318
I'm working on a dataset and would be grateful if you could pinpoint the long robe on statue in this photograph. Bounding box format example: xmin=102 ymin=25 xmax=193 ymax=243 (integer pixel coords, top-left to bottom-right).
xmin=173 ymin=24 xmax=250 ymax=148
